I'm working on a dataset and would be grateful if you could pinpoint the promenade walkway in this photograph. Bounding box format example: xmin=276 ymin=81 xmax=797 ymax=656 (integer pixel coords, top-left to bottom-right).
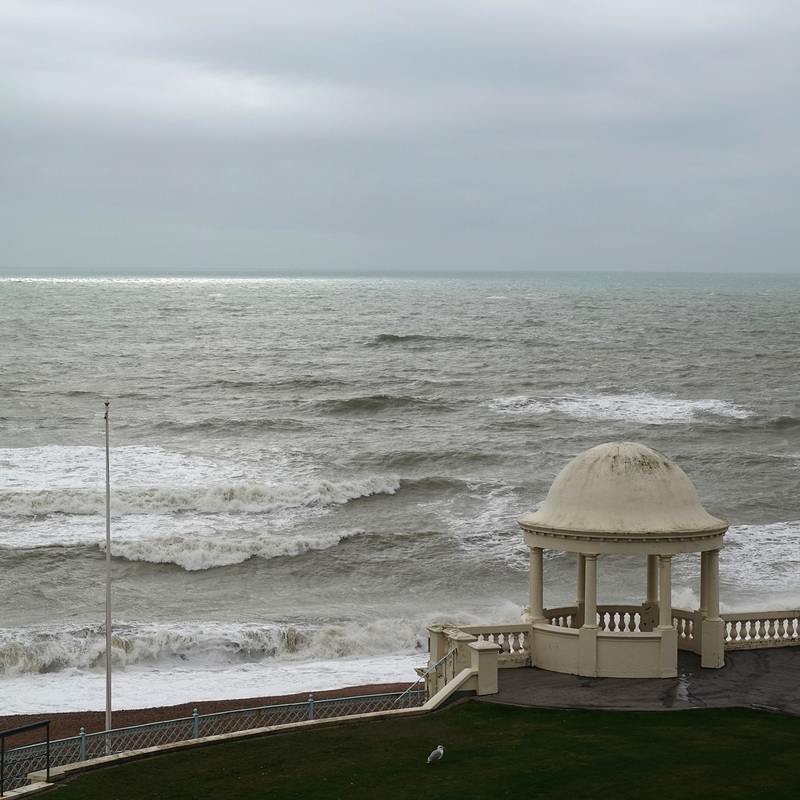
xmin=477 ymin=649 xmax=800 ymax=714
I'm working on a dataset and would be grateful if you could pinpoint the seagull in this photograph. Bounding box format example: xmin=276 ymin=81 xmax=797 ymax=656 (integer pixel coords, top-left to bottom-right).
xmin=427 ymin=745 xmax=444 ymax=765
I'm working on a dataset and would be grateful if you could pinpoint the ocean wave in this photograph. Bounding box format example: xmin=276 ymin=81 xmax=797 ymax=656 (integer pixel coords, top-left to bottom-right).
xmin=321 ymin=395 xmax=450 ymax=414
xmin=0 ymin=619 xmax=431 ymax=678
xmin=371 ymin=333 xmax=431 ymax=345
xmin=0 ymin=475 xmax=401 ymax=517
xmin=489 ymin=393 xmax=752 ymax=424
xmin=767 ymin=415 xmax=800 ymax=430
xmin=154 ymin=417 xmax=317 ymax=435
xmin=110 ymin=528 xmax=363 ymax=570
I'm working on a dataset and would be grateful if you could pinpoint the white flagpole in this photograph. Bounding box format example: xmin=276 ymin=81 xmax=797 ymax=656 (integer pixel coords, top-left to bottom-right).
xmin=104 ymin=401 xmax=112 ymax=735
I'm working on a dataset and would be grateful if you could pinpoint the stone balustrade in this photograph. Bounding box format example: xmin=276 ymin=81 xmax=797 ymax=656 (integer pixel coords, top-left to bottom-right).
xmin=457 ymin=624 xmax=531 ymax=667
xmin=425 ymin=606 xmax=800 ymax=696
xmin=596 ymin=606 xmax=644 ymax=633
xmin=722 ymin=611 xmax=800 ymax=649
xmin=543 ymin=606 xmax=578 ymax=629
xmin=672 ymin=609 xmax=702 ymax=654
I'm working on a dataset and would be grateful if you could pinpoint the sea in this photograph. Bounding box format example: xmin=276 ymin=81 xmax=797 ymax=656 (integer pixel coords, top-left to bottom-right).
xmin=1 ymin=272 xmax=798 ymax=714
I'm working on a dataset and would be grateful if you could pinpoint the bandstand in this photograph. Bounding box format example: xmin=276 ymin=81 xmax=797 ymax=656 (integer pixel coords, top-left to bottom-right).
xmin=517 ymin=441 xmax=728 ymax=678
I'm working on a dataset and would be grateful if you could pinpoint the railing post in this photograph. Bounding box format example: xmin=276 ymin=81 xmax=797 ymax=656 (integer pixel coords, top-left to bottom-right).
xmin=469 ymin=640 xmax=501 ymax=695
xmin=192 ymin=709 xmax=199 ymax=739
xmin=79 ymin=727 xmax=86 ymax=762
xmin=308 ymin=694 xmax=314 ymax=721
xmin=427 ymin=625 xmax=450 ymax=665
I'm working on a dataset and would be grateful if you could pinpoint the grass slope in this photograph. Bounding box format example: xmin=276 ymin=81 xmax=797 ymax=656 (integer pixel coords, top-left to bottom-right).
xmin=48 ymin=703 xmax=799 ymax=799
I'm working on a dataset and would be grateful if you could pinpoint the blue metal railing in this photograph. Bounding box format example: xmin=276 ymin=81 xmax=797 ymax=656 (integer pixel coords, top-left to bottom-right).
xmin=2 ymin=686 xmax=426 ymax=792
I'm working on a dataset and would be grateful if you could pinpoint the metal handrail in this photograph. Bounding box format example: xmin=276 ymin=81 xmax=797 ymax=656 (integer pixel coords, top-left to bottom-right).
xmin=395 ymin=647 xmax=457 ymax=705
xmin=1 ymin=720 xmax=50 ymax=797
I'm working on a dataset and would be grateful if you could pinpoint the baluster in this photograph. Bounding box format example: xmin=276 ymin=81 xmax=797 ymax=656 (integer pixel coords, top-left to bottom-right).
xmin=633 ymin=612 xmax=641 ymax=633
xmin=687 ymin=618 xmax=694 ymax=640
xmin=767 ymin=619 xmax=777 ymax=644
xmin=757 ymin=619 xmax=767 ymax=642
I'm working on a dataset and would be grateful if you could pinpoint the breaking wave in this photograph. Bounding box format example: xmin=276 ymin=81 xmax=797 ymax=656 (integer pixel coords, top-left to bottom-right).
xmin=0 ymin=619 xmax=430 ymax=678
xmin=0 ymin=475 xmax=401 ymax=517
xmin=109 ymin=528 xmax=363 ymax=570
xmin=489 ymin=393 xmax=752 ymax=425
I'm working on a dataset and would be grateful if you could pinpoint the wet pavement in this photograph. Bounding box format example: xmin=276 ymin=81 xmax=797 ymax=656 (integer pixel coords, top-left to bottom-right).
xmin=476 ymin=648 xmax=800 ymax=714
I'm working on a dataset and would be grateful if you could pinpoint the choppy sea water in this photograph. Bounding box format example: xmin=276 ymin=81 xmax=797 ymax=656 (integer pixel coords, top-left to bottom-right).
xmin=1 ymin=273 xmax=798 ymax=713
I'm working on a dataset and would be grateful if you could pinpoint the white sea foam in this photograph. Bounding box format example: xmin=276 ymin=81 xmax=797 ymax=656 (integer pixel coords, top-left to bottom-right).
xmin=0 ymin=445 xmax=235 ymax=492
xmin=721 ymin=521 xmax=800 ymax=601
xmin=439 ymin=482 xmax=530 ymax=571
xmin=489 ymin=393 xmax=752 ymax=424
xmin=0 ymin=653 xmax=425 ymax=714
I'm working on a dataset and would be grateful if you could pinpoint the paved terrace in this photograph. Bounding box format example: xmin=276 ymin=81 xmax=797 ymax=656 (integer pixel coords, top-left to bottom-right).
xmin=477 ymin=649 xmax=800 ymax=714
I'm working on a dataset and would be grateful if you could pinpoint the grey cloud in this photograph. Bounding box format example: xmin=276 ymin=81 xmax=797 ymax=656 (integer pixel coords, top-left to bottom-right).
xmin=2 ymin=0 xmax=800 ymax=275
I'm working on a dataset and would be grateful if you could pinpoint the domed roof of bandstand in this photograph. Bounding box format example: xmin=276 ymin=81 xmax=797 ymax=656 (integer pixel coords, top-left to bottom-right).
xmin=518 ymin=442 xmax=728 ymax=538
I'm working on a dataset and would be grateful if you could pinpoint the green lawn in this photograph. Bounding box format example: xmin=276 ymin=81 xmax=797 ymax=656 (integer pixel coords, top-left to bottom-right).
xmin=48 ymin=703 xmax=799 ymax=799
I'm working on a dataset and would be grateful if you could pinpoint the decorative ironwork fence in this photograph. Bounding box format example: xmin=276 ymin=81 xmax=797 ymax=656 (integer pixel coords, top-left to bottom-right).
xmin=2 ymin=688 xmax=426 ymax=793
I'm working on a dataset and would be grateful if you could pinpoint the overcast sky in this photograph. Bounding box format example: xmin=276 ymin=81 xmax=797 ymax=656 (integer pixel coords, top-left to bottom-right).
xmin=2 ymin=0 xmax=799 ymax=276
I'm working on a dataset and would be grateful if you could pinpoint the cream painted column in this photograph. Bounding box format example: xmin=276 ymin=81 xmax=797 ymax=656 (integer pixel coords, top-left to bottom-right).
xmin=701 ymin=549 xmax=725 ymax=668
xmin=646 ymin=555 xmax=659 ymax=603
xmin=528 ymin=547 xmax=545 ymax=622
xmin=657 ymin=554 xmax=678 ymax=678
xmin=575 ymin=553 xmax=586 ymax=627
xmin=583 ymin=554 xmax=598 ymax=628
xmin=578 ymin=553 xmax=599 ymax=676
xmin=641 ymin=554 xmax=660 ymax=632
xmin=657 ymin=555 xmax=673 ymax=629
xmin=707 ymin=550 xmax=720 ymax=619
xmin=699 ymin=551 xmax=709 ymax=616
